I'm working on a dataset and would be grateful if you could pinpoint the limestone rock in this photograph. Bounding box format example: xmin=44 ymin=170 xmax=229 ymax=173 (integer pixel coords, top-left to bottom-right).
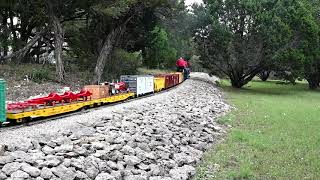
xmin=0 ymin=156 xmax=14 ymax=165
xmin=107 ymin=161 xmax=118 ymax=170
xmin=10 ymin=170 xmax=30 ymax=179
xmin=121 ymin=145 xmax=135 ymax=155
xmin=17 ymin=141 xmax=33 ymax=152
xmin=137 ymin=163 xmax=150 ymax=171
xmin=40 ymin=158 xmax=61 ymax=167
xmin=42 ymin=146 xmax=55 ymax=155
xmin=84 ymin=167 xmax=99 ymax=179
xmin=51 ymin=165 xmax=76 ymax=180
xmin=150 ymin=164 xmax=164 ymax=176
xmin=0 ymin=144 xmax=6 ymax=156
xmin=21 ymin=163 xmax=40 ymax=177
xmin=95 ymin=173 xmax=115 ymax=180
xmin=9 ymin=151 xmax=28 ymax=160
xmin=150 ymin=177 xmax=173 ymax=180
xmin=91 ymin=142 xmax=106 ymax=150
xmin=169 ymin=165 xmax=196 ymax=180
xmin=0 ymin=172 xmax=7 ymax=180
xmin=62 ymin=158 xmax=72 ymax=167
xmin=2 ymin=162 xmax=22 ymax=175
xmin=123 ymin=175 xmax=148 ymax=180
xmin=54 ymin=144 xmax=74 ymax=153
xmin=75 ymin=171 xmax=89 ymax=179
xmin=123 ymin=155 xmax=141 ymax=166
xmin=70 ymin=158 xmax=85 ymax=170
xmin=110 ymin=171 xmax=122 ymax=180
xmin=173 ymin=153 xmax=195 ymax=166
xmin=40 ymin=167 xmax=54 ymax=179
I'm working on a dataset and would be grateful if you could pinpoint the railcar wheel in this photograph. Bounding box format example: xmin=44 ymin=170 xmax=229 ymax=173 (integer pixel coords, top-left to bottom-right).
xmin=16 ymin=117 xmax=30 ymax=124
xmin=82 ymin=106 xmax=89 ymax=111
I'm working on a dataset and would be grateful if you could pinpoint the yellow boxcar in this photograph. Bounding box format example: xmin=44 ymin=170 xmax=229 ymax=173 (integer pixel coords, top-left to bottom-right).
xmin=173 ymin=72 xmax=184 ymax=83
xmin=154 ymin=77 xmax=166 ymax=92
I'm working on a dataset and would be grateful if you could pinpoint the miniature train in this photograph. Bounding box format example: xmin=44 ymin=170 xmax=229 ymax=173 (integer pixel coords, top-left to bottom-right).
xmin=0 ymin=72 xmax=185 ymax=125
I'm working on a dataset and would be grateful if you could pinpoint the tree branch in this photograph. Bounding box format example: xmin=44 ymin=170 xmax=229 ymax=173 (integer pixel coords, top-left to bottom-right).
xmin=1 ymin=29 xmax=47 ymax=62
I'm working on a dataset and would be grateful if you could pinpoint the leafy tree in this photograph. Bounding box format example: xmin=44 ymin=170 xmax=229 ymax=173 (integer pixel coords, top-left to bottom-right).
xmin=0 ymin=0 xmax=192 ymax=84
xmin=194 ymin=0 xmax=320 ymax=88
xmin=0 ymin=0 xmax=48 ymax=63
xmin=145 ymin=26 xmax=177 ymax=68
xmin=161 ymin=1 xmax=194 ymax=59
xmin=195 ymin=0 xmax=266 ymax=87
xmin=300 ymin=0 xmax=320 ymax=89
xmin=0 ymin=0 xmax=87 ymax=82
xmin=65 ymin=0 xmax=175 ymax=83
xmin=273 ymin=0 xmax=320 ymax=89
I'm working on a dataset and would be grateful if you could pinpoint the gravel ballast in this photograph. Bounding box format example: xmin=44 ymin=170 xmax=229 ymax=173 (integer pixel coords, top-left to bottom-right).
xmin=0 ymin=72 xmax=230 ymax=180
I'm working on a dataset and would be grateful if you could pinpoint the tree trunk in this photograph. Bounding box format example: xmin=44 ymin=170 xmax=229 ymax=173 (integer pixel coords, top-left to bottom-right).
xmin=1 ymin=9 xmax=8 ymax=57
xmin=307 ymin=79 xmax=319 ymax=89
xmin=52 ymin=16 xmax=65 ymax=82
xmin=92 ymin=29 xmax=120 ymax=84
xmin=92 ymin=24 xmax=128 ymax=84
xmin=1 ymin=30 xmax=45 ymax=62
xmin=230 ymin=79 xmax=245 ymax=88
xmin=230 ymin=74 xmax=246 ymax=88
xmin=259 ymin=70 xmax=270 ymax=81
xmin=230 ymin=68 xmax=262 ymax=88
xmin=306 ymin=74 xmax=319 ymax=89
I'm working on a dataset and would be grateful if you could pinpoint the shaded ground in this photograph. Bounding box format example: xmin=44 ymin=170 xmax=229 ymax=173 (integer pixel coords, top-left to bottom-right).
xmin=0 ymin=64 xmax=85 ymax=102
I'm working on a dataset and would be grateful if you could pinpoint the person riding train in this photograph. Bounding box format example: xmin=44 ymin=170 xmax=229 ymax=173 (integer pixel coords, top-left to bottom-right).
xmin=176 ymin=57 xmax=187 ymax=72
xmin=185 ymin=59 xmax=191 ymax=79
xmin=176 ymin=57 xmax=190 ymax=79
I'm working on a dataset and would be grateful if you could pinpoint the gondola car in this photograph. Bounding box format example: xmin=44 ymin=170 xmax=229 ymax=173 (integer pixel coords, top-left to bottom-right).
xmin=0 ymin=72 xmax=186 ymax=125
xmin=154 ymin=77 xmax=166 ymax=92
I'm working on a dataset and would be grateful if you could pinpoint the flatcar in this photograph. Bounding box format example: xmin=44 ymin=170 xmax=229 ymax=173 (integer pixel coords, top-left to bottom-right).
xmin=0 ymin=72 xmax=186 ymax=125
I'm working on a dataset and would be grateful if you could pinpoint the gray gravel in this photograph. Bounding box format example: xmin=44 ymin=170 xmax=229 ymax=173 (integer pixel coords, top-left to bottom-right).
xmin=0 ymin=72 xmax=230 ymax=180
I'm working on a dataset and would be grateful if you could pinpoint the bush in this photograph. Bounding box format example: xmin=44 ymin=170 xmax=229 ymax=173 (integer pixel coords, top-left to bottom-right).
xmin=31 ymin=68 xmax=50 ymax=83
xmin=102 ymin=49 xmax=142 ymax=81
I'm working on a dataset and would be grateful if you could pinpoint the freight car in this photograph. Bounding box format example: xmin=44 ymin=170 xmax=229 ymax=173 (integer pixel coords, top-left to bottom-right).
xmin=0 ymin=80 xmax=5 ymax=123
xmin=0 ymin=72 xmax=186 ymax=125
xmin=120 ymin=75 xmax=154 ymax=96
xmin=155 ymin=74 xmax=177 ymax=89
xmin=154 ymin=77 xmax=166 ymax=92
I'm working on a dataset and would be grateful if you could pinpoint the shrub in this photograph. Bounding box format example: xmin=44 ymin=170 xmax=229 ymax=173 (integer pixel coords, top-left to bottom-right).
xmin=31 ymin=68 xmax=50 ymax=83
xmin=102 ymin=49 xmax=142 ymax=81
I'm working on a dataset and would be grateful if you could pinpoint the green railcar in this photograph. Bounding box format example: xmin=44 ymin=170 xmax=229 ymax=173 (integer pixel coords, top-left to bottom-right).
xmin=0 ymin=79 xmax=6 ymax=123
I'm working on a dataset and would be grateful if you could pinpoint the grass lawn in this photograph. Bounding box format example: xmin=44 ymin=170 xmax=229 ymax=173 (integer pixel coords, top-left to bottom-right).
xmin=195 ymin=80 xmax=320 ymax=180
xmin=137 ymin=67 xmax=172 ymax=75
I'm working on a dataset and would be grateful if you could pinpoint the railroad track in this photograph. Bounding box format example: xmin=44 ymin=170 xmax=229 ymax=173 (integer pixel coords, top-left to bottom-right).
xmin=0 ymin=83 xmax=181 ymax=132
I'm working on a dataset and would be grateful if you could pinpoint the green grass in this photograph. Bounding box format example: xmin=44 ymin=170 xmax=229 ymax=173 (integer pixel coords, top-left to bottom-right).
xmin=137 ymin=67 xmax=172 ymax=75
xmin=195 ymin=80 xmax=320 ymax=180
